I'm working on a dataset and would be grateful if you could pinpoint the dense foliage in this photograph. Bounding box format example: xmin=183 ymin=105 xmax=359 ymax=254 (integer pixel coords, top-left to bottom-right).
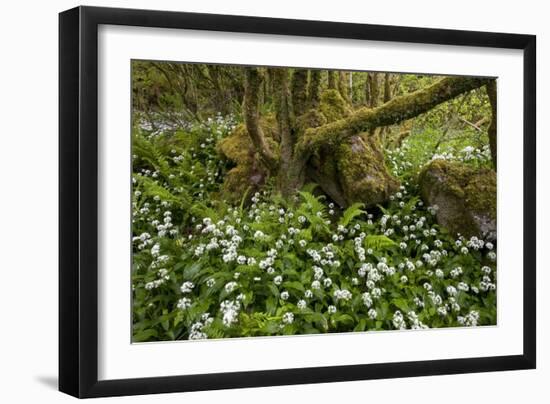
xmin=131 ymin=108 xmax=497 ymax=342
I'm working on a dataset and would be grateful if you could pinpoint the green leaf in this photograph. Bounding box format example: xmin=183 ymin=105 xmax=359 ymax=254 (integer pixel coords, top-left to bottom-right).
xmin=133 ymin=329 xmax=158 ymax=342
xmin=354 ymin=319 xmax=367 ymax=332
xmin=282 ymin=281 xmax=305 ymax=293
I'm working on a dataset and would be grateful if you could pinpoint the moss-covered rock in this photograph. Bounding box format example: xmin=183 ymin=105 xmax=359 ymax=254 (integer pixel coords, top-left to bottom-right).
xmin=335 ymin=134 xmax=400 ymax=207
xmin=221 ymin=164 xmax=266 ymax=203
xmin=418 ymin=159 xmax=496 ymax=240
xmin=217 ymin=115 xmax=278 ymax=202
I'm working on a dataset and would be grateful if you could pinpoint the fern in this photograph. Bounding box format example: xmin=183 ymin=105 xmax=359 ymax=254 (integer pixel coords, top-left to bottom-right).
xmin=339 ymin=202 xmax=366 ymax=227
xmin=364 ymin=234 xmax=397 ymax=251
xmin=133 ymin=134 xmax=172 ymax=177
xmin=402 ymin=196 xmax=421 ymax=214
xmin=299 ymin=191 xmax=326 ymax=216
xmin=135 ymin=176 xmax=188 ymax=207
xmin=300 ymin=182 xmax=319 ymax=194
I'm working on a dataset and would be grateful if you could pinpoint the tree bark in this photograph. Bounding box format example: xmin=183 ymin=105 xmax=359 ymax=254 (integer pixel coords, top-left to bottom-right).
xmin=298 ymin=76 xmax=490 ymax=156
xmin=271 ymin=68 xmax=307 ymax=196
xmin=367 ymin=72 xmax=380 ymax=108
xmin=291 ymin=68 xmax=309 ymax=117
xmin=339 ymin=71 xmax=350 ymax=102
xmin=485 ymin=80 xmax=497 ymax=170
xmin=383 ymin=73 xmax=392 ymax=103
xmin=308 ymin=69 xmax=322 ymax=108
xmin=328 ymin=71 xmax=338 ymax=89
xmin=243 ymin=68 xmax=278 ymax=171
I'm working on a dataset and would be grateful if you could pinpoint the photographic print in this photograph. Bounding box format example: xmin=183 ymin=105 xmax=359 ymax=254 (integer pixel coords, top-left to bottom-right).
xmin=131 ymin=61 xmax=497 ymax=342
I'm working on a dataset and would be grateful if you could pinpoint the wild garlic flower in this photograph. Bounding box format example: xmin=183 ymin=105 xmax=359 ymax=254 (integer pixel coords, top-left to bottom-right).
xmin=177 ymin=297 xmax=192 ymax=310
xmin=282 ymin=312 xmax=294 ymax=324
xmin=224 ymin=281 xmax=238 ymax=293
xmin=362 ymin=292 xmax=373 ymax=308
xmin=180 ymin=281 xmax=194 ymax=293
xmin=333 ymin=289 xmax=352 ymax=301
xmin=392 ymin=311 xmax=406 ymax=329
xmin=220 ymin=300 xmax=240 ymax=327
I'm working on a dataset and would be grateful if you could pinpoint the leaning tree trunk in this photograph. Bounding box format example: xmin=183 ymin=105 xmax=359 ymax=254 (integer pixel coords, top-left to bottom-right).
xmin=239 ymin=70 xmax=490 ymax=204
xmin=298 ymin=76 xmax=490 ymax=155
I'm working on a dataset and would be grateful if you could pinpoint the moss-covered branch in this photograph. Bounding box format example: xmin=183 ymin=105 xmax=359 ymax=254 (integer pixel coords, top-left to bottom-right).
xmin=298 ymin=76 xmax=490 ymax=155
xmin=243 ymin=68 xmax=278 ymax=170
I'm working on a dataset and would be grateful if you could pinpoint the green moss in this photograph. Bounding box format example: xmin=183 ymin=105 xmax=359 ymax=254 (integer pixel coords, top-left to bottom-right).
xmin=217 ymin=115 xmax=278 ymax=201
xmin=335 ymin=135 xmax=399 ymax=206
xmin=217 ymin=124 xmax=252 ymax=165
xmin=418 ymin=159 xmax=496 ymax=238
xmin=221 ymin=166 xmax=251 ymax=203
xmin=295 ymin=108 xmax=328 ymax=132
xmin=217 ymin=114 xmax=279 ymax=165
xmin=319 ymin=89 xmax=352 ymax=123
xmin=291 ymin=68 xmax=309 ymax=117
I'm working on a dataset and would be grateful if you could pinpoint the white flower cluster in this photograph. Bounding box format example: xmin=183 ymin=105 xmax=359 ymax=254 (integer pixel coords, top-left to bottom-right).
xmin=177 ymin=297 xmax=192 ymax=310
xmin=392 ymin=311 xmax=407 ymax=330
xmin=188 ymin=313 xmax=214 ymax=340
xmin=144 ymin=268 xmax=170 ymax=290
xmin=361 ymin=291 xmax=373 ymax=308
xmin=282 ymin=312 xmax=294 ymax=324
xmin=407 ymin=311 xmax=428 ymax=330
xmin=457 ymin=310 xmax=480 ymax=327
xmin=220 ymin=299 xmax=240 ymax=327
xmin=354 ymin=233 xmax=367 ymax=261
xmin=180 ymin=281 xmax=194 ymax=293
xmin=133 ymin=232 xmax=153 ymax=250
xmin=333 ymin=289 xmax=352 ymax=302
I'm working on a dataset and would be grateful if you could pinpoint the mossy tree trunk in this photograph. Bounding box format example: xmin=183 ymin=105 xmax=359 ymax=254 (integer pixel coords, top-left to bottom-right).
xmin=383 ymin=73 xmax=392 ymax=103
xmin=328 ymin=71 xmax=338 ymax=90
xmin=486 ymin=80 xmax=497 ymax=170
xmin=291 ymin=68 xmax=309 ymax=117
xmin=242 ymin=69 xmax=490 ymax=201
xmin=367 ymin=72 xmax=380 ymax=108
xmin=243 ymin=68 xmax=278 ymax=171
xmin=339 ymin=71 xmax=350 ymax=102
xmin=308 ymin=70 xmax=322 ymax=108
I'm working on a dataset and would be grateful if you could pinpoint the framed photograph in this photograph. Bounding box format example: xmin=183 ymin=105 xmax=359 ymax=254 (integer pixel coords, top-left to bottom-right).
xmin=59 ymin=6 xmax=536 ymax=398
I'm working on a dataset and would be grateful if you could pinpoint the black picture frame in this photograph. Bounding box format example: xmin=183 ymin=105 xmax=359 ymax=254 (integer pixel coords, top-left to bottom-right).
xmin=59 ymin=5 xmax=536 ymax=398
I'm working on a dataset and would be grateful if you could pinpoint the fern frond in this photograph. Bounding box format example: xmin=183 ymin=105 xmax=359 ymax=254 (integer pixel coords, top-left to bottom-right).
xmin=135 ymin=176 xmax=187 ymax=207
xmin=339 ymin=202 xmax=366 ymax=227
xmin=133 ymin=134 xmax=172 ymax=176
xmin=300 ymin=182 xmax=319 ymax=194
xmin=364 ymin=234 xmax=397 ymax=251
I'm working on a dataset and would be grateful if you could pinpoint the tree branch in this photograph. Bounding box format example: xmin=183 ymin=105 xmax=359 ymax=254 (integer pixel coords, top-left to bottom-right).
xmin=297 ymin=76 xmax=490 ymax=155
